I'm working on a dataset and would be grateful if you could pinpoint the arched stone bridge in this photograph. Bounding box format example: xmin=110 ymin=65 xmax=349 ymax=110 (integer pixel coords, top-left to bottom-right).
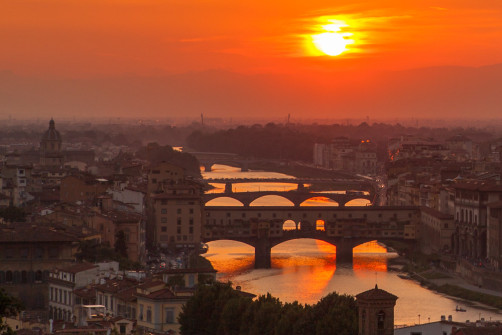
xmin=202 ymin=206 xmax=420 ymax=268
xmin=203 ymin=190 xmax=374 ymax=207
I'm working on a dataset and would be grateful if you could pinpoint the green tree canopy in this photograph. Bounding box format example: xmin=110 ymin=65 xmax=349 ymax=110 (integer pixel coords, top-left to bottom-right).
xmin=178 ymin=282 xmax=358 ymax=335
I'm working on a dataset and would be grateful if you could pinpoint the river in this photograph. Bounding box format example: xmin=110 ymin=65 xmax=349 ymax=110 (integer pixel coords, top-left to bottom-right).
xmin=201 ymin=164 xmax=502 ymax=326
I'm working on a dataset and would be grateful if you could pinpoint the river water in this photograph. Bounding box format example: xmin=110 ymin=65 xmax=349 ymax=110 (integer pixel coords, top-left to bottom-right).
xmin=202 ymin=164 xmax=502 ymax=326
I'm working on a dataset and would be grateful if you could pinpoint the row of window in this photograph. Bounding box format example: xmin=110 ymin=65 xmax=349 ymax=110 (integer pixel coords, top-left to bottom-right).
xmin=160 ymin=226 xmax=194 ymax=234
xmin=160 ymin=217 xmax=195 ymax=225
xmin=160 ymin=208 xmax=195 ymax=214
xmin=0 ymin=270 xmax=47 ymax=283
xmin=50 ymin=287 xmax=73 ymax=306
xmin=0 ymin=246 xmax=60 ymax=259
xmin=207 ymin=212 xmax=414 ymax=219
xmin=138 ymin=304 xmax=175 ymax=324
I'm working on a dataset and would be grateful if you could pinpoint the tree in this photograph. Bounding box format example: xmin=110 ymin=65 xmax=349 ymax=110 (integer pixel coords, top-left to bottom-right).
xmin=311 ymin=292 xmax=358 ymax=335
xmin=0 ymin=288 xmax=23 ymax=335
xmin=178 ymin=282 xmax=252 ymax=335
xmin=114 ymin=230 xmax=128 ymax=258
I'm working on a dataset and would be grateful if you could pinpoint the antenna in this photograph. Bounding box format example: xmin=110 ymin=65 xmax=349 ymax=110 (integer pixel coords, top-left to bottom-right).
xmin=201 ymin=113 xmax=204 ymax=126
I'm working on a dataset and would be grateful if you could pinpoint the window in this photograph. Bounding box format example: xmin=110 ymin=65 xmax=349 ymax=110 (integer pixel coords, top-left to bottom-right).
xmin=161 ymin=199 xmax=167 ymax=205
xmin=35 ymin=247 xmax=44 ymax=259
xmin=161 ymin=217 xmax=167 ymax=223
xmin=189 ymin=208 xmax=194 ymax=214
xmin=177 ymin=218 xmax=182 ymax=225
xmin=177 ymin=227 xmax=181 ymax=234
xmin=139 ymin=305 xmax=144 ymax=321
xmin=189 ymin=218 xmax=194 ymax=225
xmin=161 ymin=208 xmax=167 ymax=214
xmin=377 ymin=311 xmax=385 ymax=329
xmin=177 ymin=208 xmax=182 ymax=214
xmin=189 ymin=227 xmax=193 ymax=234
xmin=146 ymin=307 xmax=152 ymax=322
xmin=165 ymin=308 xmax=175 ymax=323
xmin=161 ymin=226 xmax=167 ymax=232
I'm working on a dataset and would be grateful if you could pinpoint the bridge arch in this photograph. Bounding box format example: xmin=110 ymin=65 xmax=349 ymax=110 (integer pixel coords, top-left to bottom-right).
xmin=250 ymin=195 xmax=295 ymax=206
xmin=205 ymin=197 xmax=244 ymax=206
xmin=299 ymin=196 xmax=339 ymax=207
xmin=205 ymin=239 xmax=256 ymax=250
xmin=345 ymin=198 xmax=371 ymax=206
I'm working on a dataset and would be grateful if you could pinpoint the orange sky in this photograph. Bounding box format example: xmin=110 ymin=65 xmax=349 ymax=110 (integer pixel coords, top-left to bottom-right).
xmin=1 ymin=0 xmax=502 ymax=119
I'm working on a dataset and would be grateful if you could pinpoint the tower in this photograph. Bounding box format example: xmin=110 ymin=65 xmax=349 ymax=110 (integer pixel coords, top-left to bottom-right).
xmin=40 ymin=118 xmax=63 ymax=166
xmin=356 ymin=284 xmax=398 ymax=335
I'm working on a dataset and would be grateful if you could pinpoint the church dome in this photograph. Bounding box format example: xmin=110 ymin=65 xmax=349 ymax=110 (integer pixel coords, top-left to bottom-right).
xmin=41 ymin=119 xmax=62 ymax=142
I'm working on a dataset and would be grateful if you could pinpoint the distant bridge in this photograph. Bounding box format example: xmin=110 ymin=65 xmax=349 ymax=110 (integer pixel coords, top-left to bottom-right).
xmin=188 ymin=152 xmax=254 ymax=172
xmin=202 ymin=206 xmax=419 ymax=268
xmin=203 ymin=190 xmax=374 ymax=207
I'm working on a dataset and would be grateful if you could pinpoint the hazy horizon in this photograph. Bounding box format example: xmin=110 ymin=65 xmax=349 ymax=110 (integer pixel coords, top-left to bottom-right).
xmin=2 ymin=1 xmax=502 ymax=121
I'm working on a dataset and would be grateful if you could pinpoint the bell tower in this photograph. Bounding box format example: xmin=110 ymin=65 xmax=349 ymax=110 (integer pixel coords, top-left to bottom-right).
xmin=356 ymin=284 xmax=398 ymax=335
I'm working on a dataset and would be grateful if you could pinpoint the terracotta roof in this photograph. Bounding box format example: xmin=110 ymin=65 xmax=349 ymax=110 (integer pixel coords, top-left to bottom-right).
xmin=137 ymin=280 xmax=164 ymax=290
xmin=114 ymin=286 xmax=137 ymax=302
xmin=136 ymin=288 xmax=179 ymax=300
xmin=356 ymin=285 xmax=398 ymax=301
xmin=73 ymin=286 xmax=96 ymax=300
xmin=0 ymin=224 xmax=76 ymax=243
xmin=453 ymin=181 xmax=502 ymax=192
xmin=95 ymin=278 xmax=139 ymax=294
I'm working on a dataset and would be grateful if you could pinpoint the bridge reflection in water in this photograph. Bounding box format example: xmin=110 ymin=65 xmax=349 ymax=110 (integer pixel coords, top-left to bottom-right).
xmin=205 ymin=239 xmax=391 ymax=301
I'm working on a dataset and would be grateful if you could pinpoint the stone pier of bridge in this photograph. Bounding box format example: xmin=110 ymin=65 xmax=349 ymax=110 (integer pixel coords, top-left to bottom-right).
xmin=254 ymin=237 xmax=355 ymax=269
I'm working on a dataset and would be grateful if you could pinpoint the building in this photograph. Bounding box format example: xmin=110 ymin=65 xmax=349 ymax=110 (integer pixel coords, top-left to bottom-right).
xmin=60 ymin=175 xmax=111 ymax=203
xmin=487 ymin=201 xmax=502 ymax=270
xmin=356 ymin=284 xmax=398 ymax=335
xmin=0 ymin=223 xmax=76 ymax=311
xmin=420 ymin=206 xmax=455 ymax=254
xmin=136 ymin=268 xmax=216 ymax=335
xmin=452 ymin=182 xmax=502 ymax=259
xmin=147 ymin=162 xmax=185 ymax=194
xmin=150 ymin=182 xmax=203 ymax=250
xmin=48 ymin=263 xmax=99 ymax=322
xmin=40 ymin=119 xmax=64 ymax=167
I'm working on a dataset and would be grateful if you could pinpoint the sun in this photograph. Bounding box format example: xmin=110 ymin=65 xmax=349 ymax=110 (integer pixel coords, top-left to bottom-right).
xmin=311 ymin=20 xmax=354 ymax=56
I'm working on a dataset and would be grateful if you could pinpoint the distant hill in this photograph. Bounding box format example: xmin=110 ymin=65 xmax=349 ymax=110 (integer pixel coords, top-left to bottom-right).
xmin=1 ymin=63 xmax=501 ymax=120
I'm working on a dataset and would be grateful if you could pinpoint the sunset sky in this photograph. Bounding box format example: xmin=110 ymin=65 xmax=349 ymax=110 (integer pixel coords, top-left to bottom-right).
xmin=2 ymin=0 xmax=502 ymax=120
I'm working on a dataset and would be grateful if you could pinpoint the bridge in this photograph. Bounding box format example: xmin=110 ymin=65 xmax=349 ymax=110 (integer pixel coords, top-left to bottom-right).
xmin=203 ymin=190 xmax=374 ymax=207
xmin=202 ymin=206 xmax=420 ymax=268
xmin=188 ymin=152 xmax=254 ymax=172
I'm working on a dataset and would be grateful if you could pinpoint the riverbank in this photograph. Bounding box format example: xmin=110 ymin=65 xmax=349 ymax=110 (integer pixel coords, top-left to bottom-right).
xmin=392 ymin=252 xmax=502 ymax=311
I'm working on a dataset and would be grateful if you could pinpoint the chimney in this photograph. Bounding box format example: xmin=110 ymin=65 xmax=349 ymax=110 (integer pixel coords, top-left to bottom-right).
xmin=448 ymin=315 xmax=452 ymax=322
xmin=441 ymin=315 xmax=445 ymax=321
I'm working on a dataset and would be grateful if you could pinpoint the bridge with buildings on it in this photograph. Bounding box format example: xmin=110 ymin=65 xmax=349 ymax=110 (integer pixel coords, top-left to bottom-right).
xmin=202 ymin=206 xmax=420 ymax=268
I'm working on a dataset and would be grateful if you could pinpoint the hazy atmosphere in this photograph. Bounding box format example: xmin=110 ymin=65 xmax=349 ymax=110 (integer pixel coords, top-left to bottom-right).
xmin=2 ymin=0 xmax=502 ymax=120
